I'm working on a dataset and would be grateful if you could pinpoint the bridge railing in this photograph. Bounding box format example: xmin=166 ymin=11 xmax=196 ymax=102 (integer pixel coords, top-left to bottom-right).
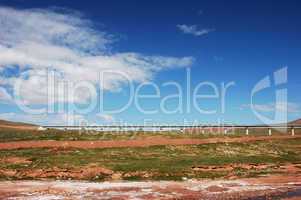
xmin=40 ymin=125 xmax=301 ymax=136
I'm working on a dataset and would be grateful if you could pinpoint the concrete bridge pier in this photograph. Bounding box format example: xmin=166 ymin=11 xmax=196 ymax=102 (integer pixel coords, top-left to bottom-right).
xmin=292 ymin=128 xmax=295 ymax=136
xmin=246 ymin=128 xmax=249 ymax=135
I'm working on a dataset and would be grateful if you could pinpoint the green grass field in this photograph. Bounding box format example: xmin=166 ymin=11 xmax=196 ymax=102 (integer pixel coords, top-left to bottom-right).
xmin=0 ymin=138 xmax=301 ymax=181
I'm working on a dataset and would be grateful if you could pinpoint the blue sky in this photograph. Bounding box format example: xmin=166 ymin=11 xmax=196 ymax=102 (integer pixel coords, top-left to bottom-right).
xmin=0 ymin=0 xmax=300 ymax=125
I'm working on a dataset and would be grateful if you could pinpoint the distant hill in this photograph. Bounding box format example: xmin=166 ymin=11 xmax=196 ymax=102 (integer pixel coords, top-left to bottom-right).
xmin=0 ymin=119 xmax=37 ymax=130
xmin=289 ymin=119 xmax=301 ymax=125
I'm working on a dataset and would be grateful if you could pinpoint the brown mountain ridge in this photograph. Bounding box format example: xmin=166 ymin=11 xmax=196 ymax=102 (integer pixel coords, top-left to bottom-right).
xmin=0 ymin=119 xmax=37 ymax=130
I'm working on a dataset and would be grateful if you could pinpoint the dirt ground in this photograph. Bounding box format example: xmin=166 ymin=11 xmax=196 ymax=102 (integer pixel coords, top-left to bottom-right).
xmin=1 ymin=162 xmax=301 ymax=181
xmin=0 ymin=135 xmax=299 ymax=150
xmin=0 ymin=175 xmax=301 ymax=199
xmin=1 ymin=134 xmax=301 ymax=199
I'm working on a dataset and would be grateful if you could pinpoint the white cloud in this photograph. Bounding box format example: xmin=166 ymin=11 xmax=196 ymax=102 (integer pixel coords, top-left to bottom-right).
xmin=96 ymin=113 xmax=114 ymax=122
xmin=0 ymin=7 xmax=194 ymax=105
xmin=0 ymin=112 xmax=16 ymax=120
xmin=240 ymin=102 xmax=300 ymax=113
xmin=0 ymin=87 xmax=12 ymax=102
xmin=177 ymin=24 xmax=214 ymax=36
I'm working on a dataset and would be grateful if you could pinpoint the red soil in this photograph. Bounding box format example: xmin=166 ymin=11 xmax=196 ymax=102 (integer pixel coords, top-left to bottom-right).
xmin=0 ymin=135 xmax=299 ymax=150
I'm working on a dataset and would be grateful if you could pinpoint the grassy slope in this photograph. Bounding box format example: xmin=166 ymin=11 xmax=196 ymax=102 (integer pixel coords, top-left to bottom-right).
xmin=0 ymin=138 xmax=301 ymax=181
xmin=0 ymin=128 xmax=300 ymax=142
xmin=0 ymin=120 xmax=36 ymax=127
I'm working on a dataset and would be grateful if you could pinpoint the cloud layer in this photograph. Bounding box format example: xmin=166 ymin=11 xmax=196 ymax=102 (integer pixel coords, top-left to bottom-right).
xmin=177 ymin=24 xmax=214 ymax=36
xmin=96 ymin=113 xmax=115 ymax=122
xmin=0 ymin=7 xmax=194 ymax=105
xmin=240 ymin=102 xmax=300 ymax=113
xmin=0 ymin=87 xmax=12 ymax=103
